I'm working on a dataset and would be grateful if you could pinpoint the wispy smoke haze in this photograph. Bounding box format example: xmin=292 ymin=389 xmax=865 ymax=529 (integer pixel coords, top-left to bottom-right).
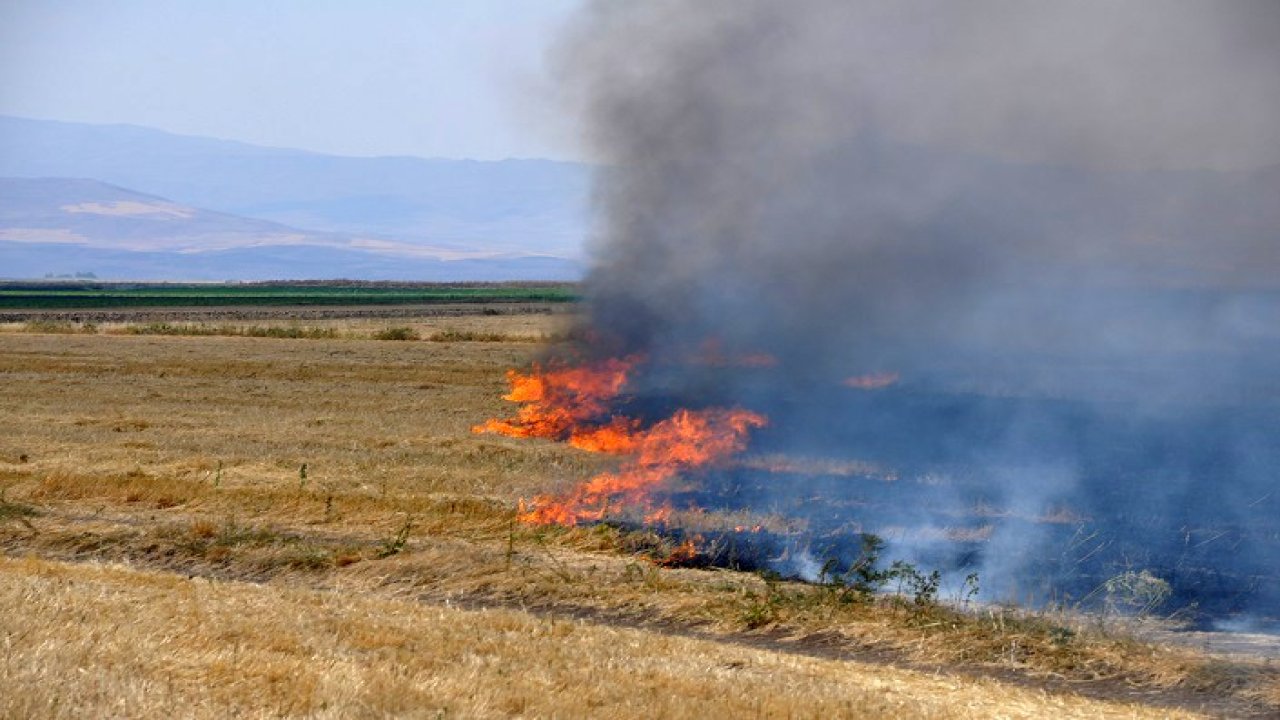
xmin=552 ymin=0 xmax=1280 ymax=623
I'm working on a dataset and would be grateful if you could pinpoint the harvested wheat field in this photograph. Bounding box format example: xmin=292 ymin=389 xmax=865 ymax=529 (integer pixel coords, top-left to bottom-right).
xmin=1 ymin=311 xmax=1277 ymax=719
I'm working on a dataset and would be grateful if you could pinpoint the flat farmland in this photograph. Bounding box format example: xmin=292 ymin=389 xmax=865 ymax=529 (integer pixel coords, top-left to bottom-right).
xmin=1 ymin=313 xmax=1276 ymax=718
xmin=0 ymin=281 xmax=578 ymax=311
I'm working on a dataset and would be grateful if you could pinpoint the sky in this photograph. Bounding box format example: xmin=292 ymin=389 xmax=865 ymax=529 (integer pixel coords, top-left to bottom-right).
xmin=0 ymin=0 xmax=583 ymax=160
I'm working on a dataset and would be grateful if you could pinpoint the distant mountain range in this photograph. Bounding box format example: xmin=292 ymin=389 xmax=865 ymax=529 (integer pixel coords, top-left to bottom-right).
xmin=0 ymin=177 xmax=580 ymax=281
xmin=2 ymin=114 xmax=1277 ymax=284
xmin=0 ymin=115 xmax=589 ymax=280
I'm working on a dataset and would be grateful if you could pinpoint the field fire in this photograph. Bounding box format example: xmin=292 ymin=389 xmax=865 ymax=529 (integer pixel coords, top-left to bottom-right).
xmin=468 ymin=1 xmax=1280 ymax=633
xmin=476 ymin=345 xmax=1280 ymax=628
xmin=7 ymin=0 xmax=1280 ymax=716
xmin=474 ymin=356 xmax=767 ymax=527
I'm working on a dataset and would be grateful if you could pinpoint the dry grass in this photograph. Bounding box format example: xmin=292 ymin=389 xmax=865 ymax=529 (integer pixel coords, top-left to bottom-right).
xmin=0 ymin=319 xmax=1276 ymax=717
xmin=2 ymin=310 xmax=572 ymax=343
xmin=0 ymin=555 xmax=1203 ymax=720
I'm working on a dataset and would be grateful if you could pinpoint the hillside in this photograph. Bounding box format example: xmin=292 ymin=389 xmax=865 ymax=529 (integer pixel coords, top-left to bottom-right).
xmin=0 ymin=177 xmax=580 ymax=281
xmin=0 ymin=115 xmax=590 ymax=260
xmin=2 ymin=115 xmax=1275 ymax=284
xmin=5 ymin=114 xmax=1274 ymax=285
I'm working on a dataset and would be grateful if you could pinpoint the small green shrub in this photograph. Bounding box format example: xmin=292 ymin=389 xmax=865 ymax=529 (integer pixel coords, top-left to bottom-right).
xmin=739 ymin=596 xmax=780 ymax=628
xmin=22 ymin=320 xmax=77 ymax=334
xmin=372 ymin=327 xmax=420 ymax=341
xmin=124 ymin=322 xmax=219 ymax=336
xmin=818 ymin=533 xmax=894 ymax=596
xmin=121 ymin=323 xmax=338 ymax=339
xmin=241 ymin=326 xmax=337 ymax=339
xmin=377 ymin=517 xmax=414 ymax=558
xmin=888 ymin=561 xmax=942 ymax=605
xmin=428 ymin=330 xmax=509 ymax=342
xmin=0 ymin=494 xmax=40 ymax=529
xmin=811 ymin=535 xmax=964 ymax=610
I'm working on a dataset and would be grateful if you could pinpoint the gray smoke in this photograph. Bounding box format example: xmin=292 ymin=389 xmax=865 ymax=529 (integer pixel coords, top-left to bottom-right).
xmin=556 ymin=1 xmax=1280 ymax=623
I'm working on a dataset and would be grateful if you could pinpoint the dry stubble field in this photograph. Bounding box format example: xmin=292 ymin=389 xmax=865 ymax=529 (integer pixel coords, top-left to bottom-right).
xmin=1 ymin=308 xmax=1277 ymax=719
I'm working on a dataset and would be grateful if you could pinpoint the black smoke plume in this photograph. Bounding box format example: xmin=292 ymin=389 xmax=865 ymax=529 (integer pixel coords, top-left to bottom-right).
xmin=554 ymin=1 xmax=1280 ymax=626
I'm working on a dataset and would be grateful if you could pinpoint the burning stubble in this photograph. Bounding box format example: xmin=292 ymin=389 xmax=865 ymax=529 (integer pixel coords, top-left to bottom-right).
xmin=474 ymin=356 xmax=767 ymax=526
xmin=484 ymin=0 xmax=1280 ymax=627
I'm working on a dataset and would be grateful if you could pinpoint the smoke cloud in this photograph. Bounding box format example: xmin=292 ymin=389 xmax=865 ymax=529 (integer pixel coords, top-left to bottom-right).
xmin=554 ymin=1 xmax=1280 ymax=624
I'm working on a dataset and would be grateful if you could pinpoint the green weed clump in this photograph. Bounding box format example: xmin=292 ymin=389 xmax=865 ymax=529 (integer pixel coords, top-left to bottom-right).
xmin=372 ymin=327 xmax=420 ymax=341
xmin=22 ymin=320 xmax=79 ymax=334
xmin=428 ymin=329 xmax=510 ymax=342
xmin=122 ymin=323 xmax=337 ymax=339
xmin=376 ymin=517 xmax=415 ymax=558
xmin=173 ymin=518 xmax=340 ymax=571
xmin=242 ymin=326 xmax=338 ymax=339
xmin=426 ymin=329 xmax=569 ymax=343
xmin=124 ymin=323 xmax=221 ymax=336
xmin=0 ymin=494 xmax=41 ymax=530
xmin=725 ymin=535 xmax=986 ymax=630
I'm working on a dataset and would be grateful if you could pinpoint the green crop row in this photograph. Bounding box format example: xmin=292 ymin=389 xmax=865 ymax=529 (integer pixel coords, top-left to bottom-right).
xmin=0 ymin=283 xmax=578 ymax=309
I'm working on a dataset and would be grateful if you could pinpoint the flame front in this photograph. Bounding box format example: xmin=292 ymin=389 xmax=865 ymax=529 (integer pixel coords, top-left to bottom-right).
xmin=470 ymin=356 xmax=638 ymax=440
xmin=473 ymin=356 xmax=767 ymax=527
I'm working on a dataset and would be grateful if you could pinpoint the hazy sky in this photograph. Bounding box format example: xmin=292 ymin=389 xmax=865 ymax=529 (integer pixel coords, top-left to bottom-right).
xmin=0 ymin=0 xmax=583 ymax=160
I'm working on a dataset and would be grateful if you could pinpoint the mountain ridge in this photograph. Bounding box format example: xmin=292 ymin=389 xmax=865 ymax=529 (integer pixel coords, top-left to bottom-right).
xmin=3 ymin=115 xmax=1277 ymax=285
xmin=0 ymin=115 xmax=591 ymax=261
xmin=0 ymin=176 xmax=581 ymax=281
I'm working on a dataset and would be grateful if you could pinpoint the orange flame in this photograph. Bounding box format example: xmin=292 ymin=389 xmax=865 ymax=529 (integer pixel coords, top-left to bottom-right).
xmin=737 ymin=353 xmax=780 ymax=368
xmin=644 ymin=505 xmax=674 ymax=525
xmin=659 ymin=537 xmax=701 ymax=566
xmin=519 ymin=407 xmax=767 ymax=526
xmin=684 ymin=337 xmax=779 ymax=368
xmin=568 ymin=416 xmax=643 ymax=453
xmin=471 ymin=356 xmax=639 ymax=440
xmin=474 ymin=355 xmax=768 ymax=527
xmin=842 ymin=371 xmax=900 ymax=390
